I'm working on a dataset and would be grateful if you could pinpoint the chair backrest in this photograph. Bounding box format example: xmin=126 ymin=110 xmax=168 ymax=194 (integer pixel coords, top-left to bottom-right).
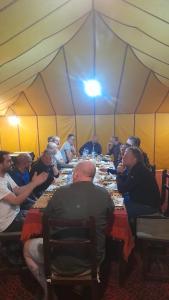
xmin=161 ymin=169 xmax=169 ymax=215
xmin=136 ymin=215 xmax=169 ymax=241
xmin=42 ymin=214 xmax=97 ymax=280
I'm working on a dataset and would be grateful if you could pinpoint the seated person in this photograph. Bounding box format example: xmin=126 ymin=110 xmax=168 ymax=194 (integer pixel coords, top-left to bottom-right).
xmin=79 ymin=135 xmax=102 ymax=156
xmin=60 ymin=134 xmax=76 ymax=163
xmin=48 ymin=135 xmax=60 ymax=147
xmin=24 ymin=160 xmax=114 ymax=300
xmin=116 ymin=147 xmax=161 ymax=218
xmin=107 ymin=136 xmax=121 ymax=168
xmin=9 ymin=153 xmax=32 ymax=186
xmin=30 ymin=150 xmax=59 ymax=198
xmin=108 ymin=143 xmax=129 ymax=174
xmin=46 ymin=142 xmax=62 ymax=168
xmin=126 ymin=136 xmax=150 ymax=168
xmin=9 ymin=153 xmax=35 ymax=209
xmin=0 ymin=151 xmax=48 ymax=232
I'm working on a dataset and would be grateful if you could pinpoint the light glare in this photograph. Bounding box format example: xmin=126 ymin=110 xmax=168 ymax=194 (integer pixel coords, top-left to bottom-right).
xmin=84 ymin=79 xmax=101 ymax=97
xmin=8 ymin=116 xmax=20 ymax=126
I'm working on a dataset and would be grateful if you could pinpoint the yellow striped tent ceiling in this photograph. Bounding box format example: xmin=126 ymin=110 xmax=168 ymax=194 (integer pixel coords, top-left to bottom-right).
xmin=1 ymin=0 xmax=169 ymax=116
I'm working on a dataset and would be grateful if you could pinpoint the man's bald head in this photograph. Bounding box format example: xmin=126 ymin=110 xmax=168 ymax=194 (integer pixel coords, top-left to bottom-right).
xmin=46 ymin=142 xmax=57 ymax=154
xmin=73 ymin=160 xmax=96 ymax=183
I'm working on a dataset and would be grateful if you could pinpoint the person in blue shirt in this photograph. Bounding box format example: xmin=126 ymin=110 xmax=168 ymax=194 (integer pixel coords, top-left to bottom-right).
xmin=9 ymin=153 xmax=32 ymax=186
xmin=79 ymin=135 xmax=102 ymax=156
xmin=9 ymin=153 xmax=35 ymax=209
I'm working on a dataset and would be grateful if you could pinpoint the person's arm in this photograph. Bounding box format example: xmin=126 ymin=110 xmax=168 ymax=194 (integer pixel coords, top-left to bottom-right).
xmin=52 ymin=165 xmax=59 ymax=177
xmin=116 ymin=169 xmax=139 ymax=194
xmin=71 ymin=145 xmax=76 ymax=155
xmin=107 ymin=194 xmax=115 ymax=217
xmin=79 ymin=144 xmax=85 ymax=156
xmin=107 ymin=143 xmax=113 ymax=155
xmin=44 ymin=190 xmax=62 ymax=217
xmin=98 ymin=144 xmax=102 ymax=155
xmin=4 ymin=172 xmax=48 ymax=205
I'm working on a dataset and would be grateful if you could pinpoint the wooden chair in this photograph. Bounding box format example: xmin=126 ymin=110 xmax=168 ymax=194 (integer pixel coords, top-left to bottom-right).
xmin=161 ymin=169 xmax=169 ymax=215
xmin=136 ymin=215 xmax=169 ymax=281
xmin=42 ymin=215 xmax=99 ymax=300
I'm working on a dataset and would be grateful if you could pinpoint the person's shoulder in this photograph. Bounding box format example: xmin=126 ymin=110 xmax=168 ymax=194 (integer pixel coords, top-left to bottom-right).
xmin=54 ymin=184 xmax=72 ymax=195
xmin=93 ymin=184 xmax=109 ymax=195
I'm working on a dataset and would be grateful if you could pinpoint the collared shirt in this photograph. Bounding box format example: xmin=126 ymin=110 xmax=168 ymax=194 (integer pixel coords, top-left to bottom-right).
xmin=0 ymin=174 xmax=20 ymax=232
xmin=9 ymin=168 xmax=30 ymax=186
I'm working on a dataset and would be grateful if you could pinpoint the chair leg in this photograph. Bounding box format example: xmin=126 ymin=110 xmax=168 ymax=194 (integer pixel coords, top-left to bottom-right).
xmin=91 ymin=282 xmax=98 ymax=300
xmin=47 ymin=284 xmax=57 ymax=300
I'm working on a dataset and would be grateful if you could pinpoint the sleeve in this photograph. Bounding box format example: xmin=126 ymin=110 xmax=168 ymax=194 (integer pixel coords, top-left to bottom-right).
xmin=0 ymin=180 xmax=15 ymax=200
xmin=79 ymin=143 xmax=86 ymax=155
xmin=7 ymin=174 xmax=18 ymax=189
xmin=106 ymin=194 xmax=115 ymax=217
xmin=116 ymin=171 xmax=140 ymax=194
xmin=44 ymin=190 xmax=62 ymax=217
xmin=98 ymin=144 xmax=102 ymax=154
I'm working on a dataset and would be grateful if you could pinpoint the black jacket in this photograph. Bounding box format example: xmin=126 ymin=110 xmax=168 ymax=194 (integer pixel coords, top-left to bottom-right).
xmin=30 ymin=159 xmax=58 ymax=198
xmin=79 ymin=141 xmax=102 ymax=155
xmin=116 ymin=162 xmax=161 ymax=209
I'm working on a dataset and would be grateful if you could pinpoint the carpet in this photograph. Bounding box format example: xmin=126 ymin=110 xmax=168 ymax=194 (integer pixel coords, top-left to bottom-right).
xmin=0 ymin=261 xmax=169 ymax=300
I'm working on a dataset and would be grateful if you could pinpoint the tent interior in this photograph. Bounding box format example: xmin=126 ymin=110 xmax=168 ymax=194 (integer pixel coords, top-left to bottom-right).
xmin=1 ymin=0 xmax=169 ymax=169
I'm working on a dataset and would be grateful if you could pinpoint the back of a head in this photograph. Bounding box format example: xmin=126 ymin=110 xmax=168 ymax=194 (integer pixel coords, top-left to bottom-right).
xmin=127 ymin=136 xmax=140 ymax=147
xmin=46 ymin=142 xmax=57 ymax=152
xmin=73 ymin=160 xmax=96 ymax=182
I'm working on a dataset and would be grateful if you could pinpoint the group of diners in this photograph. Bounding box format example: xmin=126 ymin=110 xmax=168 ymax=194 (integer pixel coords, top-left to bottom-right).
xmin=0 ymin=132 xmax=161 ymax=233
xmin=0 ymin=133 xmax=161 ymax=300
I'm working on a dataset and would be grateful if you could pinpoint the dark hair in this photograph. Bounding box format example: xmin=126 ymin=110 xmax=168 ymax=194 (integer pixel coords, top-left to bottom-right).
xmin=47 ymin=136 xmax=53 ymax=142
xmin=0 ymin=151 xmax=10 ymax=163
xmin=67 ymin=134 xmax=75 ymax=140
xmin=113 ymin=136 xmax=119 ymax=142
xmin=128 ymin=136 xmax=141 ymax=147
xmin=127 ymin=147 xmax=144 ymax=164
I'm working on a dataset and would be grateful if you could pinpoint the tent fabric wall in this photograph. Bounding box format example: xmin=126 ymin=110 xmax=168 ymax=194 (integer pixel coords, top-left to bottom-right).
xmin=1 ymin=1 xmax=169 ymax=170
xmin=1 ymin=113 xmax=169 ymax=169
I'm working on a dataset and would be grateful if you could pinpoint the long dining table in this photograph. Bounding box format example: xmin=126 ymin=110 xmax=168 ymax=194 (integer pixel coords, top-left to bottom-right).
xmin=21 ymin=156 xmax=134 ymax=283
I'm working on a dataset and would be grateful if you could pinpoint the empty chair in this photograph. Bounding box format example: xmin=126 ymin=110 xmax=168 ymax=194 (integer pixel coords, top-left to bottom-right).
xmin=136 ymin=215 xmax=169 ymax=281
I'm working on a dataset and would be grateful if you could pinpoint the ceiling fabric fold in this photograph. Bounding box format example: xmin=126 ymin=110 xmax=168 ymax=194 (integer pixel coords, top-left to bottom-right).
xmin=1 ymin=0 xmax=169 ymax=114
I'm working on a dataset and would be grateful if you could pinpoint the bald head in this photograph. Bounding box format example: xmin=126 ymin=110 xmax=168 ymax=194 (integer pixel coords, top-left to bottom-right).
xmin=46 ymin=142 xmax=57 ymax=154
xmin=73 ymin=160 xmax=96 ymax=183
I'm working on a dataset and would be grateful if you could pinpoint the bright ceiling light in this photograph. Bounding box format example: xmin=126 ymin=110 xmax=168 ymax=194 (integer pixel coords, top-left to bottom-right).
xmin=8 ymin=116 xmax=20 ymax=126
xmin=84 ymin=79 xmax=101 ymax=97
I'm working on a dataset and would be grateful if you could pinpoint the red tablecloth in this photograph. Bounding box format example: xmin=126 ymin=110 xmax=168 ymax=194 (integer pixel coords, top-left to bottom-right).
xmin=21 ymin=208 xmax=134 ymax=261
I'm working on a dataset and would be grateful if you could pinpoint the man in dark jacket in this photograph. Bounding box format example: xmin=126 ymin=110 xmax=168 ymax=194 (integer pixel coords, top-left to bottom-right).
xmin=79 ymin=135 xmax=102 ymax=156
xmin=24 ymin=160 xmax=114 ymax=300
xmin=116 ymin=147 xmax=161 ymax=218
xmin=30 ymin=150 xmax=59 ymax=198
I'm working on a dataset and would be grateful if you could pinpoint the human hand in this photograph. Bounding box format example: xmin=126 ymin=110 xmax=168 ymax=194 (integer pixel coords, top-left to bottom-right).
xmin=117 ymin=163 xmax=126 ymax=174
xmin=31 ymin=172 xmax=48 ymax=186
